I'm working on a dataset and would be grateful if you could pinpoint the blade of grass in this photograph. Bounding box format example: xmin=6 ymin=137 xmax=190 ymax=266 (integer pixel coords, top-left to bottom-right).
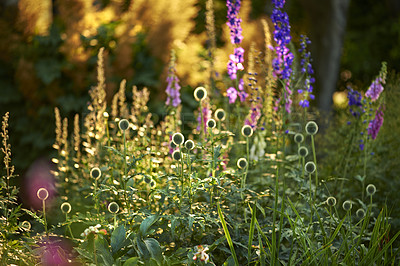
xmin=217 ymin=203 xmax=239 ymax=266
xmin=248 ymin=203 xmax=257 ymax=265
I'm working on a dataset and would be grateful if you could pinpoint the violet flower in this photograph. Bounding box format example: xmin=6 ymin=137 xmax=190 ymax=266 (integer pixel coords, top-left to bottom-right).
xmin=165 ymin=53 xmax=181 ymax=107
xmin=365 ymin=77 xmax=384 ymax=101
xmin=367 ymin=108 xmax=384 ymax=140
xmin=227 ymin=87 xmax=238 ymax=103
xmin=298 ymin=35 xmax=315 ymax=108
xmin=347 ymin=87 xmax=363 ymax=117
xmin=226 ymin=0 xmax=243 ymax=45
xmin=271 ymin=0 xmax=294 ymax=113
xmin=238 ymin=78 xmax=248 ymax=102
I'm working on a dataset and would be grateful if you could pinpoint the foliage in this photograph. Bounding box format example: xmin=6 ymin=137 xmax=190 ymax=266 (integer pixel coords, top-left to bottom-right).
xmin=1 ymin=0 xmax=399 ymax=265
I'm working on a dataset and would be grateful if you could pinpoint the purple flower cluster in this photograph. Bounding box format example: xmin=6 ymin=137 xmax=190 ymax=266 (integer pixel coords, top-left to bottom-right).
xmin=365 ymin=77 xmax=385 ymax=101
xmin=271 ymin=1 xmax=293 ymax=80
xmin=227 ymin=78 xmax=247 ymax=104
xmin=227 ymin=47 xmax=244 ymax=80
xmin=298 ymin=35 xmax=315 ymax=108
xmin=368 ymin=108 xmax=384 ymax=140
xmin=347 ymin=87 xmax=363 ymax=117
xmin=165 ymin=75 xmax=181 ymax=107
xmin=165 ymin=55 xmax=181 ymax=108
xmin=226 ymin=0 xmax=243 ymax=45
xmin=271 ymin=0 xmax=294 ymax=113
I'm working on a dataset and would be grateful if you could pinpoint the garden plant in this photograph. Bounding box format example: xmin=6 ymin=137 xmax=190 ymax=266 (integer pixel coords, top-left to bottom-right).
xmin=1 ymin=0 xmax=399 ymax=265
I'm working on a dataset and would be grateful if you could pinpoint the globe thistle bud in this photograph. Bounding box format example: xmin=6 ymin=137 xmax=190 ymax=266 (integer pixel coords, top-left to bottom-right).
xmin=356 ymin=208 xmax=366 ymax=218
xmin=185 ymin=140 xmax=195 ymax=150
xmin=241 ymin=125 xmax=253 ymax=137
xmin=298 ymin=146 xmax=309 ymax=157
xmin=108 ymin=202 xmax=119 ymax=214
xmin=237 ymin=158 xmax=248 ymax=169
xmin=90 ymin=167 xmax=102 ymax=179
xmin=144 ymin=175 xmax=152 ymax=184
xmin=294 ymin=133 xmax=304 ymax=143
xmin=206 ymin=119 xmax=216 ymax=129
xmin=194 ymin=87 xmax=207 ymax=101
xmin=61 ymin=202 xmax=72 ymax=214
xmin=103 ymin=112 xmax=109 ymax=118
xmin=150 ymin=180 xmax=157 ymax=189
xmin=215 ymin=108 xmax=226 ymax=121
xmin=366 ymin=184 xmax=376 ymax=196
xmin=342 ymin=200 xmax=352 ymax=211
xmin=172 ymin=150 xmax=181 ymax=161
xmin=37 ymin=188 xmax=49 ymax=201
xmin=305 ymin=161 xmax=316 ymax=174
xmin=118 ymin=119 xmax=130 ymax=131
xmin=326 ymin=196 xmax=337 ymax=207
xmin=305 ymin=121 xmax=318 ymax=135
xmin=21 ymin=221 xmax=31 ymax=231
xmin=170 ymin=141 xmax=177 ymax=149
xmin=172 ymin=132 xmax=185 ymax=146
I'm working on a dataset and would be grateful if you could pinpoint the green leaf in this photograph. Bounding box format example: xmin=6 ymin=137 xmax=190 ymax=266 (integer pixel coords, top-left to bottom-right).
xmin=123 ymin=257 xmax=140 ymax=266
xmin=143 ymin=238 xmax=164 ymax=265
xmin=96 ymin=235 xmax=114 ymax=266
xmin=139 ymin=214 xmax=159 ymax=237
xmin=217 ymin=203 xmax=239 ymax=266
xmin=136 ymin=237 xmax=151 ymax=260
xmin=111 ymin=225 xmax=127 ymax=254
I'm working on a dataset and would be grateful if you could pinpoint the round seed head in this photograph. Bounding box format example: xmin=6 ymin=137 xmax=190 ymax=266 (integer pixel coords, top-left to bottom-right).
xmin=61 ymin=202 xmax=72 ymax=214
xmin=298 ymin=146 xmax=309 ymax=157
xmin=150 ymin=180 xmax=157 ymax=189
xmin=366 ymin=184 xmax=376 ymax=196
xmin=108 ymin=202 xmax=119 ymax=214
xmin=237 ymin=158 xmax=248 ymax=169
xmin=206 ymin=119 xmax=216 ymax=129
xmin=241 ymin=125 xmax=253 ymax=137
xmin=305 ymin=161 xmax=316 ymax=174
xmin=170 ymin=141 xmax=177 ymax=149
xmin=294 ymin=133 xmax=304 ymax=143
xmin=172 ymin=132 xmax=185 ymax=146
xmin=194 ymin=86 xmax=207 ymax=101
xmin=342 ymin=200 xmax=352 ymax=211
xmin=103 ymin=112 xmax=109 ymax=118
xmin=21 ymin=221 xmax=31 ymax=231
xmin=172 ymin=150 xmax=181 ymax=161
xmin=326 ymin=196 xmax=337 ymax=207
xmin=37 ymin=188 xmax=49 ymax=201
xmin=118 ymin=119 xmax=130 ymax=131
xmin=185 ymin=140 xmax=195 ymax=150
xmin=144 ymin=175 xmax=152 ymax=184
xmin=90 ymin=167 xmax=102 ymax=179
xmin=356 ymin=208 xmax=366 ymax=218
xmin=215 ymin=108 xmax=226 ymax=121
xmin=305 ymin=121 xmax=318 ymax=135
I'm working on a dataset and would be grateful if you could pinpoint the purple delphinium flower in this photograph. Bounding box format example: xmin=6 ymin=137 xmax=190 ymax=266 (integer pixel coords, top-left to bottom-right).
xmin=165 ymin=75 xmax=181 ymax=107
xmin=298 ymin=35 xmax=315 ymax=108
xmin=227 ymin=87 xmax=238 ymax=103
xmin=347 ymin=87 xmax=363 ymax=117
xmin=165 ymin=53 xmax=181 ymax=107
xmin=365 ymin=77 xmax=385 ymax=101
xmin=226 ymin=0 xmax=243 ymax=45
xmin=227 ymin=47 xmax=245 ymax=80
xmin=271 ymin=0 xmax=294 ymax=113
xmin=367 ymin=108 xmax=384 ymax=140
xmin=238 ymin=78 xmax=248 ymax=102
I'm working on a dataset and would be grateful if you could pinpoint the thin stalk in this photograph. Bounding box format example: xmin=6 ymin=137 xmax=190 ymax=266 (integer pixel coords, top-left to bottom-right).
xmin=42 ymin=200 xmax=48 ymax=238
xmin=311 ymin=134 xmax=318 ymax=201
xmin=66 ymin=213 xmax=74 ymax=239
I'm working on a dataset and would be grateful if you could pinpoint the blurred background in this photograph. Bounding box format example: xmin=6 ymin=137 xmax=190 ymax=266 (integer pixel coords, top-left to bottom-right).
xmin=0 ymin=0 xmax=399 ymax=175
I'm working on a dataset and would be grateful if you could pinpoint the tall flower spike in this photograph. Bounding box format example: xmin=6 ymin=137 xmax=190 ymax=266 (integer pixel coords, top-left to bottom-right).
xmin=271 ymin=0 xmax=294 ymax=113
xmin=165 ymin=50 xmax=181 ymax=107
xmin=367 ymin=107 xmax=384 ymax=140
xmin=298 ymin=35 xmax=315 ymax=108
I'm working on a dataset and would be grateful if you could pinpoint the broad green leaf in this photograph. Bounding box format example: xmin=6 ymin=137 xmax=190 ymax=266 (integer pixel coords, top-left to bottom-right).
xmin=140 ymin=214 xmax=159 ymax=237
xmin=111 ymin=225 xmax=127 ymax=254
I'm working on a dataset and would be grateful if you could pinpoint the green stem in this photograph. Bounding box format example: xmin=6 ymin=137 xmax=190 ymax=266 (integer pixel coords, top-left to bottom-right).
xmin=42 ymin=200 xmax=48 ymax=238
xmin=311 ymin=135 xmax=318 ymax=201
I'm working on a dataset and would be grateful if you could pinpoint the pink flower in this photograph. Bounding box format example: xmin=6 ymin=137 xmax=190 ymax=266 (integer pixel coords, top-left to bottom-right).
xmin=367 ymin=108 xmax=384 ymax=140
xmin=227 ymin=87 xmax=238 ymax=103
